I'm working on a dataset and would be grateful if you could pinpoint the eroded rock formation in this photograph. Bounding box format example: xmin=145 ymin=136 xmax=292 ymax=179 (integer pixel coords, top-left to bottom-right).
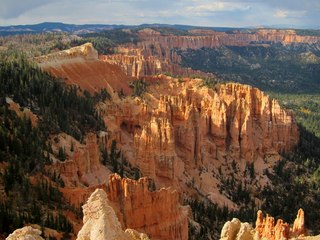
xmin=51 ymin=132 xmax=111 ymax=187
xmin=220 ymin=218 xmax=254 ymax=240
xmin=255 ymin=209 xmax=306 ymax=240
xmin=100 ymin=47 xmax=213 ymax=78
xmin=77 ymin=188 xmax=149 ymax=240
xmin=6 ymin=226 xmax=44 ymax=240
xmin=292 ymin=209 xmax=305 ymax=236
xmin=107 ymin=174 xmax=189 ymax=240
xmin=35 ymin=43 xmax=300 ymax=223
xmin=221 ymin=209 xmax=308 ymax=240
xmin=100 ymin=76 xmax=298 ymax=203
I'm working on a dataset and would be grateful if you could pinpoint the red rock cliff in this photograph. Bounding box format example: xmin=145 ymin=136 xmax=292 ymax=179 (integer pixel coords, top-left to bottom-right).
xmin=107 ymin=174 xmax=189 ymax=240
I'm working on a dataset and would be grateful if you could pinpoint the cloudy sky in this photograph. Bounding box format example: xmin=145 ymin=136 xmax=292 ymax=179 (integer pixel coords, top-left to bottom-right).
xmin=0 ymin=0 xmax=319 ymax=28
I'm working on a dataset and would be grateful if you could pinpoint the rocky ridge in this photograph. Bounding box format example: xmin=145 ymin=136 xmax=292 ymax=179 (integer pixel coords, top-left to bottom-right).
xmin=34 ymin=43 xmax=132 ymax=94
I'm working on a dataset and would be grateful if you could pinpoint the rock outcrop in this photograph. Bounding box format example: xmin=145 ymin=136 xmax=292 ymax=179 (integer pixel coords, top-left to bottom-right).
xmin=6 ymin=226 xmax=44 ymax=240
xmin=221 ymin=209 xmax=308 ymax=240
xmin=34 ymin=43 xmax=132 ymax=95
xmin=220 ymin=218 xmax=254 ymax=240
xmin=77 ymin=188 xmax=149 ymax=240
xmin=107 ymin=174 xmax=189 ymax=240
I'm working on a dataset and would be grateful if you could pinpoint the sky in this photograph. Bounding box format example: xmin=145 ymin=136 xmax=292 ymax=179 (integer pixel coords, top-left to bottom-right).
xmin=0 ymin=0 xmax=319 ymax=28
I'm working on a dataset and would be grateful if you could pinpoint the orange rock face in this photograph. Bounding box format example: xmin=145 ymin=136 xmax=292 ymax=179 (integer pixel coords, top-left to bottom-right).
xmin=100 ymin=47 xmax=212 ymax=78
xmin=292 ymin=209 xmax=305 ymax=236
xmin=107 ymin=174 xmax=189 ymax=240
xmin=255 ymin=209 xmax=305 ymax=240
xmin=102 ymin=76 xmax=298 ymax=199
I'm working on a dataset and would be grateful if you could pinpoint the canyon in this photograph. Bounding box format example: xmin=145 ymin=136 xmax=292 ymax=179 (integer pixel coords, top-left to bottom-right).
xmin=99 ymin=74 xmax=298 ymax=201
xmin=30 ymin=39 xmax=304 ymax=239
xmin=101 ymin=28 xmax=320 ymax=78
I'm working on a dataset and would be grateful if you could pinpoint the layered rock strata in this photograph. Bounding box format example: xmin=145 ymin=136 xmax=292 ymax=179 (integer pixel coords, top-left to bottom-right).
xmin=107 ymin=174 xmax=189 ymax=240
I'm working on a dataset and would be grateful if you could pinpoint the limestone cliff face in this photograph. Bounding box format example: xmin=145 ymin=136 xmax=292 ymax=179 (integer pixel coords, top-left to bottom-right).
xmin=221 ymin=209 xmax=307 ymax=240
xmin=77 ymin=188 xmax=149 ymax=240
xmin=102 ymin=77 xmax=298 ymax=196
xmin=107 ymin=174 xmax=189 ymax=240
